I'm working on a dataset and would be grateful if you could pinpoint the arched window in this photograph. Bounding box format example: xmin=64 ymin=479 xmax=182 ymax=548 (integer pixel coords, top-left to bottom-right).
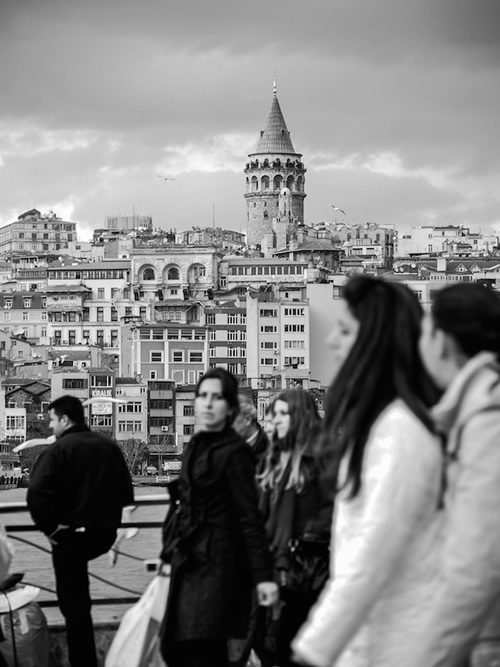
xmin=251 ymin=176 xmax=259 ymax=192
xmin=261 ymin=176 xmax=270 ymax=190
xmin=167 ymin=267 xmax=180 ymax=280
xmin=296 ymin=175 xmax=303 ymax=192
xmin=143 ymin=267 xmax=155 ymax=281
xmin=286 ymin=175 xmax=294 ymax=190
xmin=273 ymin=175 xmax=283 ymax=190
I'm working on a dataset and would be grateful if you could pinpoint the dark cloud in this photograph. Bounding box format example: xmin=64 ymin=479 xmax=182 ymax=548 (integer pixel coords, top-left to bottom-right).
xmin=0 ymin=0 xmax=499 ymax=235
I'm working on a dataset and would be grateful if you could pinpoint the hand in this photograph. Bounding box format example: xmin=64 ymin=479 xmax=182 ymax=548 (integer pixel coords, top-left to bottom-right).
xmin=256 ymin=581 xmax=279 ymax=607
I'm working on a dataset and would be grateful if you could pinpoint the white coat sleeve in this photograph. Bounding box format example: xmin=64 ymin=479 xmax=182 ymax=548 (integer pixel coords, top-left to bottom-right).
xmin=292 ymin=408 xmax=439 ymax=667
xmin=405 ymin=409 xmax=500 ymax=667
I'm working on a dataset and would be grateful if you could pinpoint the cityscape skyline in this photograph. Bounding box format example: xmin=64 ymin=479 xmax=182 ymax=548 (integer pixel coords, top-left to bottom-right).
xmin=1 ymin=0 xmax=499 ymax=241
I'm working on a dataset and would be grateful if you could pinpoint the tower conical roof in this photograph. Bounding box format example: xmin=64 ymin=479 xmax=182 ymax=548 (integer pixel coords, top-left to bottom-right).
xmin=254 ymin=95 xmax=296 ymax=154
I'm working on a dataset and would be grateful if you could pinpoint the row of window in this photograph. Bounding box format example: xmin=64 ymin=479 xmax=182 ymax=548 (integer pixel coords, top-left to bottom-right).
xmin=139 ymin=328 xmax=206 ymax=341
xmin=3 ymin=312 xmax=47 ymax=321
xmin=229 ymin=265 xmax=304 ymax=276
xmin=49 ymin=269 xmax=127 ymax=280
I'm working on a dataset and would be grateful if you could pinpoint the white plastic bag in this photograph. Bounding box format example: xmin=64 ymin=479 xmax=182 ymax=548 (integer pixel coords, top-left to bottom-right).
xmin=105 ymin=574 xmax=169 ymax=667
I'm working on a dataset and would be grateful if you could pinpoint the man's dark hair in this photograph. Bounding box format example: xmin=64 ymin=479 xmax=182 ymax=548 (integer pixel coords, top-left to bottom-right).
xmin=432 ymin=283 xmax=500 ymax=359
xmin=48 ymin=395 xmax=86 ymax=425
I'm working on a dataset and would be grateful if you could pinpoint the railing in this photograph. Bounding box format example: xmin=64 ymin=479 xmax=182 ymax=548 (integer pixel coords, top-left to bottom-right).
xmin=0 ymin=494 xmax=169 ymax=612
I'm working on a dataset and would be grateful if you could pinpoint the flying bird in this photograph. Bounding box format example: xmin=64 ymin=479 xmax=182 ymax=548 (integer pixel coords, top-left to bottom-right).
xmin=157 ymin=175 xmax=176 ymax=181
xmin=330 ymin=204 xmax=346 ymax=215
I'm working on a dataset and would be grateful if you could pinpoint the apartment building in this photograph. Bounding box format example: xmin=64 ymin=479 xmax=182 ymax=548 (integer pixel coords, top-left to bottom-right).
xmin=46 ymin=259 xmax=132 ymax=351
xmin=0 ymin=292 xmax=48 ymax=342
xmin=0 ymin=209 xmax=77 ymax=255
xmin=205 ymin=301 xmax=247 ymax=383
xmin=120 ymin=323 xmax=209 ymax=384
xmin=218 ymin=258 xmax=308 ymax=292
xmin=246 ymin=291 xmax=311 ymax=389
xmin=396 ymin=225 xmax=498 ymax=256
xmin=114 ymin=377 xmax=148 ymax=443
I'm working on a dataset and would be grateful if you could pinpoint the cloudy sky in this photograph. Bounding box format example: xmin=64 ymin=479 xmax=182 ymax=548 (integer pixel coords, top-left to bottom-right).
xmin=1 ymin=0 xmax=499 ymax=241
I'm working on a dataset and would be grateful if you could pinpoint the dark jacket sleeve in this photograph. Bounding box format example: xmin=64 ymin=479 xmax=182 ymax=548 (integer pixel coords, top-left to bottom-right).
xmin=114 ymin=446 xmax=135 ymax=507
xmin=26 ymin=446 xmax=62 ymax=537
xmin=225 ymin=444 xmax=274 ymax=585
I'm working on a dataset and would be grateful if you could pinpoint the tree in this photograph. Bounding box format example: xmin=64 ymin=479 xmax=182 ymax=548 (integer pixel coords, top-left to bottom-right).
xmin=117 ymin=439 xmax=149 ymax=474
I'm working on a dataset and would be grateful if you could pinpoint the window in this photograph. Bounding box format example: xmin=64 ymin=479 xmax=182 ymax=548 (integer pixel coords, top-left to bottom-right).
xmin=63 ymin=378 xmax=88 ymax=390
xmin=91 ymin=375 xmax=112 ymax=387
xmin=111 ymin=307 xmax=118 ymax=322
xmin=228 ymin=331 xmax=238 ymax=341
xmin=149 ymin=399 xmax=173 ymax=410
xmin=189 ymin=351 xmax=203 ymax=363
xmin=90 ymin=415 xmax=112 ymax=428
xmin=83 ymin=329 xmax=90 ymax=341
xmin=97 ymin=307 xmax=104 ymax=322
xmin=183 ymin=405 xmax=195 ymax=416
xmin=118 ymin=421 xmax=142 ymax=433
xmin=150 ymin=370 xmax=157 ymax=380
xmin=4 ymin=300 xmax=12 ymax=309
xmin=140 ymin=307 xmax=147 ymax=319
xmin=97 ymin=330 xmax=104 ymax=346
xmin=23 ymin=298 xmax=31 ymax=308
xmin=118 ymin=402 xmax=143 ymax=413
xmin=68 ymin=330 xmax=76 ymax=345
xmin=3 ymin=312 xmax=9 ymax=321
xmin=206 ymin=313 xmax=215 ymax=325
xmin=22 ymin=312 xmax=29 ymax=321
xmin=228 ymin=314 xmax=238 ymax=324
xmin=183 ymin=424 xmax=194 ymax=436
xmin=167 ymin=267 xmax=180 ymax=280
xmin=98 ymin=288 xmax=105 ymax=299
xmin=143 ymin=268 xmax=155 ymax=280
xmin=150 ymin=351 xmax=163 ymax=363
xmin=172 ymin=351 xmax=183 ymax=362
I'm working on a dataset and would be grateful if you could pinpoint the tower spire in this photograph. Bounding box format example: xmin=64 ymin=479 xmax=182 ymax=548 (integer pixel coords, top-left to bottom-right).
xmin=273 ymin=72 xmax=277 ymax=97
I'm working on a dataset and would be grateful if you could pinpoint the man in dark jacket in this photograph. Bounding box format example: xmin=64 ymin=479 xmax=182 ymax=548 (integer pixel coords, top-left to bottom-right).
xmin=232 ymin=394 xmax=269 ymax=472
xmin=27 ymin=395 xmax=134 ymax=667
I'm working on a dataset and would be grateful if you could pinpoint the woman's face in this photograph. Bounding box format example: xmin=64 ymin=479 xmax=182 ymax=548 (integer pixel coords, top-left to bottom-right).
xmin=273 ymin=399 xmax=291 ymax=440
xmin=195 ymin=378 xmax=231 ymax=432
xmin=327 ymin=300 xmax=360 ymax=367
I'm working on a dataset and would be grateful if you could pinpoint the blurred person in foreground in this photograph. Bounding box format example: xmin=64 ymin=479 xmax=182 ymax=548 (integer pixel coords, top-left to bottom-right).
xmin=292 ymin=275 xmax=442 ymax=667
xmin=27 ymin=395 xmax=134 ymax=667
xmin=160 ymin=368 xmax=278 ymax=667
xmin=404 ymin=283 xmax=500 ymax=667
xmin=257 ymin=388 xmax=331 ymax=666
xmin=232 ymin=394 xmax=269 ymax=471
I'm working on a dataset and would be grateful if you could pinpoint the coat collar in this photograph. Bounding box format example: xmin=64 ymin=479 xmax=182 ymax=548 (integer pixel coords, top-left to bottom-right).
xmin=432 ymin=351 xmax=500 ymax=436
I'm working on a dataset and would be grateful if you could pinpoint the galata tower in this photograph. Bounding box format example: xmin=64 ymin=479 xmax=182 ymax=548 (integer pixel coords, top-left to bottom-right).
xmin=244 ymin=83 xmax=306 ymax=248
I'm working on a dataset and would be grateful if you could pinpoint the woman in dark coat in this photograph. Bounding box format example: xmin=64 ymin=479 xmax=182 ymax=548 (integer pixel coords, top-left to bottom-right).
xmin=160 ymin=368 xmax=279 ymax=667
xmin=256 ymin=388 xmax=332 ymax=666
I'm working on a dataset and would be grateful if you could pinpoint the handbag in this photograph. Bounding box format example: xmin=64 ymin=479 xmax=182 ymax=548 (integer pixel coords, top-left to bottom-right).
xmin=105 ymin=573 xmax=169 ymax=667
xmin=285 ymin=535 xmax=330 ymax=600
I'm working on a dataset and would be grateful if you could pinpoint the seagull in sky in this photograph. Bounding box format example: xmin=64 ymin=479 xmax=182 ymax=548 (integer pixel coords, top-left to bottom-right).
xmin=157 ymin=174 xmax=176 ymax=181
xmin=330 ymin=204 xmax=346 ymax=215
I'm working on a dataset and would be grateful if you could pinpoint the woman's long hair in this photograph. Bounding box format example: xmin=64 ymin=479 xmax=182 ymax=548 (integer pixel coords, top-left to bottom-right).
xmin=322 ymin=275 xmax=440 ymax=498
xmin=259 ymin=388 xmax=321 ymax=493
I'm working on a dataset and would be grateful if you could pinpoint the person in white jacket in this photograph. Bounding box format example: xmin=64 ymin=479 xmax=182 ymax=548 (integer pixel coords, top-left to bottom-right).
xmin=292 ymin=275 xmax=443 ymax=667
xmin=402 ymin=282 xmax=500 ymax=667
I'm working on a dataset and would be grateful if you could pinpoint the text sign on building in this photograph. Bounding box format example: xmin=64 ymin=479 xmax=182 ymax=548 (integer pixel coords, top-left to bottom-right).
xmin=91 ymin=389 xmax=112 ymax=415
